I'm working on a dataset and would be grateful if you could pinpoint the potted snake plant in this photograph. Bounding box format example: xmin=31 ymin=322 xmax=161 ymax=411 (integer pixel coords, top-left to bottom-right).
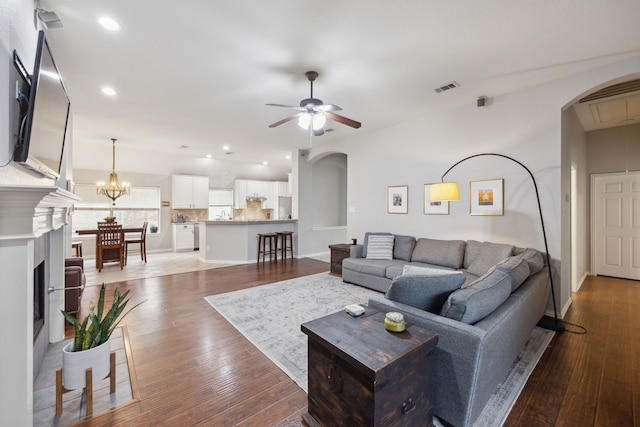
xmin=60 ymin=283 xmax=143 ymax=389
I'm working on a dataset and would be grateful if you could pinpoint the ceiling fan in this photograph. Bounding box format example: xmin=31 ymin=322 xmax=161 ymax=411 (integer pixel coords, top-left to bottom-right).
xmin=267 ymin=71 xmax=361 ymax=137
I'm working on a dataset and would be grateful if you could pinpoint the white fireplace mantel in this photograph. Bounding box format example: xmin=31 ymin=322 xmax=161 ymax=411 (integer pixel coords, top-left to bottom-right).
xmin=0 ymin=184 xmax=79 ymax=427
xmin=0 ymin=184 xmax=79 ymax=240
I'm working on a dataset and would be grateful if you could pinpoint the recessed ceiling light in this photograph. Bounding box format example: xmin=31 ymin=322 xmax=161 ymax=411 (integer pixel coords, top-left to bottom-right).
xmin=285 ymin=155 xmax=291 ymax=159
xmin=222 ymin=145 xmax=230 ymax=151
xmin=97 ymin=16 xmax=120 ymax=31
xmin=101 ymin=87 xmax=116 ymax=96
xmin=205 ymin=154 xmax=212 ymax=158
xmin=262 ymin=161 xmax=268 ymax=166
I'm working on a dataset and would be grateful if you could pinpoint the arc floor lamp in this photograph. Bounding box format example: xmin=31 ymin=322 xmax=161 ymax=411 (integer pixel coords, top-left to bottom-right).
xmin=429 ymin=153 xmax=564 ymax=332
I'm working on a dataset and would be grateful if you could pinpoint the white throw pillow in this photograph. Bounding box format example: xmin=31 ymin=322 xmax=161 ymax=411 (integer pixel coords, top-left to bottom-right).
xmin=366 ymin=235 xmax=395 ymax=260
xmin=402 ymin=265 xmax=461 ymax=276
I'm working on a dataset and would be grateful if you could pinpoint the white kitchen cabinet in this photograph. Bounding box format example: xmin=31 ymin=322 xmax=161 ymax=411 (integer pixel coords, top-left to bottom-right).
xmin=235 ymin=180 xmax=276 ymax=208
xmin=234 ymin=179 xmax=248 ymax=208
xmin=172 ymin=175 xmax=209 ymax=208
xmin=173 ymin=223 xmax=194 ymax=252
xmin=276 ymin=181 xmax=288 ymax=198
xmin=246 ymin=180 xmax=271 ymax=201
xmin=265 ymin=181 xmax=289 ymax=211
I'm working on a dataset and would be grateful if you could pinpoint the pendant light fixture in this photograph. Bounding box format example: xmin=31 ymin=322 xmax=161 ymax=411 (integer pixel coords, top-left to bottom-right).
xmin=96 ymin=138 xmax=130 ymax=206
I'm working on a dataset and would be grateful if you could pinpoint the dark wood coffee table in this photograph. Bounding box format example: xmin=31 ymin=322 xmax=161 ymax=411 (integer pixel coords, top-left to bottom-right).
xmin=301 ymin=308 xmax=438 ymax=427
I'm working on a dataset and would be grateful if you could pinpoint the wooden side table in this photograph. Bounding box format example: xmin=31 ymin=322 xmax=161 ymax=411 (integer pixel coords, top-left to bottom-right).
xmin=301 ymin=309 xmax=439 ymax=426
xmin=329 ymin=243 xmax=352 ymax=276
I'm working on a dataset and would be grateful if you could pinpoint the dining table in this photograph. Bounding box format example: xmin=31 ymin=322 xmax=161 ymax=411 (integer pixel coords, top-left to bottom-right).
xmin=75 ymin=226 xmax=144 ymax=269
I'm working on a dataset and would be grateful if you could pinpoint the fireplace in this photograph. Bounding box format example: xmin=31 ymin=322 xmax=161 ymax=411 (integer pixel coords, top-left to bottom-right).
xmin=32 ymin=233 xmax=51 ymax=374
xmin=33 ymin=261 xmax=45 ymax=339
xmin=0 ymin=184 xmax=79 ymax=426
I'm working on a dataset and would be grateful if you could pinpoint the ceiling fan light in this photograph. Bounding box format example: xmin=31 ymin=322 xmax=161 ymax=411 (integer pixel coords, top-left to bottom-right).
xmin=313 ymin=113 xmax=327 ymax=130
xmin=298 ymin=114 xmax=311 ymax=129
xmin=298 ymin=113 xmax=326 ymax=130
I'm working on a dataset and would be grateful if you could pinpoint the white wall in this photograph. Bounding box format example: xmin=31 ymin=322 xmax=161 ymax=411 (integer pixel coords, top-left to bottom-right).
xmin=0 ymin=0 xmax=47 ymax=185
xmin=586 ymin=123 xmax=640 ymax=173
xmin=561 ymin=106 xmax=589 ymax=294
xmin=295 ymin=149 xmax=348 ymax=258
xmin=312 ymin=153 xmax=347 ymax=228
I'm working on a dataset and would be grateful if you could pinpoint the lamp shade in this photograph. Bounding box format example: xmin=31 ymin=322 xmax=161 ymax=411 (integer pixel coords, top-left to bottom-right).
xmin=430 ymin=182 xmax=460 ymax=202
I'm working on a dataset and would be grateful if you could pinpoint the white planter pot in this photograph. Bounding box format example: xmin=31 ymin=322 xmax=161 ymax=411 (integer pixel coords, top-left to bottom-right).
xmin=62 ymin=340 xmax=111 ymax=390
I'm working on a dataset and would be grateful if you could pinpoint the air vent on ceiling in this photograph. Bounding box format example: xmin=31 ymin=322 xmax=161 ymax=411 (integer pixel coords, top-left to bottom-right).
xmin=434 ymin=81 xmax=460 ymax=93
xmin=579 ymin=79 xmax=640 ymax=103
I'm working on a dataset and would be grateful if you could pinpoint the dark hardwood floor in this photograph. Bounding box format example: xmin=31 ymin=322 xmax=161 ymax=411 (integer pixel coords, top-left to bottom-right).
xmin=506 ymin=274 xmax=639 ymax=427
xmin=65 ymin=260 xmax=639 ymax=427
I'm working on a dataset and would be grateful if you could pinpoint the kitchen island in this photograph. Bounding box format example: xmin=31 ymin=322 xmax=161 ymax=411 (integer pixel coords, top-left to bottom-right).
xmin=199 ymin=219 xmax=297 ymax=263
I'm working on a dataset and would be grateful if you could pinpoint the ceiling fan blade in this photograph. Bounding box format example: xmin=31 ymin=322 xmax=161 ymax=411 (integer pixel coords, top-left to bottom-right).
xmin=268 ymin=113 xmax=302 ymax=128
xmin=266 ymin=103 xmax=305 ymax=111
xmin=316 ymin=104 xmax=342 ymax=112
xmin=326 ymin=112 xmax=362 ymax=129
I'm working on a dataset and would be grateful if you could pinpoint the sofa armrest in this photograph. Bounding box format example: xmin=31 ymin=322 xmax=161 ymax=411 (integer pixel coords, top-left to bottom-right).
xmin=350 ymin=244 xmax=364 ymax=258
xmin=368 ymin=295 xmax=487 ymax=427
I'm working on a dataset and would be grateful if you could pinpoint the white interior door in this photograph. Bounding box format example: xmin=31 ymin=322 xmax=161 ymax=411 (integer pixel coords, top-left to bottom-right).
xmin=592 ymin=171 xmax=640 ymax=280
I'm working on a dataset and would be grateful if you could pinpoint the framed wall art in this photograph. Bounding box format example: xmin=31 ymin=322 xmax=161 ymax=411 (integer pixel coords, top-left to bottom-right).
xmin=470 ymin=178 xmax=503 ymax=216
xmin=387 ymin=185 xmax=408 ymax=214
xmin=423 ymin=184 xmax=449 ymax=215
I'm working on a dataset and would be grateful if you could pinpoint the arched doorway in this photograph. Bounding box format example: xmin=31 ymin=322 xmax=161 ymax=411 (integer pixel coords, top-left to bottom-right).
xmin=562 ymin=74 xmax=640 ymax=292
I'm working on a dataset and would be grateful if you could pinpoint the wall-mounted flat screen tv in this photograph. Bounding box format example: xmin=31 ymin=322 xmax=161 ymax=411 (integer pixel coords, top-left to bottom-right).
xmin=14 ymin=30 xmax=70 ymax=180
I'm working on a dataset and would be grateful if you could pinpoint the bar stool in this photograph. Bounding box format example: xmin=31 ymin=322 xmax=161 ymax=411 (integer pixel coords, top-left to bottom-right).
xmin=72 ymin=241 xmax=83 ymax=257
xmin=277 ymin=231 xmax=294 ymax=261
xmin=257 ymin=233 xmax=278 ymax=263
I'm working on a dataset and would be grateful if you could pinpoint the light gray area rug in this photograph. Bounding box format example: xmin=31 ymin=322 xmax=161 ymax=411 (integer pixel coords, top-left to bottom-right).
xmin=205 ymin=273 xmax=554 ymax=427
xmin=205 ymin=272 xmax=379 ymax=392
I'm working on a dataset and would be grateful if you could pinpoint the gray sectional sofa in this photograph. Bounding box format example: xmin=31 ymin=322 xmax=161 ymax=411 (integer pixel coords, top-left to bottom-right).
xmin=342 ymin=232 xmax=551 ymax=427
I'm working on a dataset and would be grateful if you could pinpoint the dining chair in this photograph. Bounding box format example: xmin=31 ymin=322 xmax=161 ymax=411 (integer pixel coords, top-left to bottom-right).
xmin=125 ymin=222 xmax=148 ymax=265
xmin=96 ymin=223 xmax=124 ymax=271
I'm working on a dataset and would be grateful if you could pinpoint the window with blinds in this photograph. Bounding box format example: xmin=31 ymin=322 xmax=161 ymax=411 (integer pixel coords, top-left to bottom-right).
xmin=73 ymin=184 xmax=161 ymax=231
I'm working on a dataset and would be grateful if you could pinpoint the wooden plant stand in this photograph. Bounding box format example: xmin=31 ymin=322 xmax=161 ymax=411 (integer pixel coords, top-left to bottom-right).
xmin=55 ymin=351 xmax=116 ymax=416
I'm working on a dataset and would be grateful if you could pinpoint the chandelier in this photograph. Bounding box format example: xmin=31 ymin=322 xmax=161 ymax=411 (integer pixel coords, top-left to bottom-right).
xmin=96 ymin=138 xmax=130 ymax=205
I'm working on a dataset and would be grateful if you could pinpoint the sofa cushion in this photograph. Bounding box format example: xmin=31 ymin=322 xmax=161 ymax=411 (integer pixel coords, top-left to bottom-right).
xmin=393 ymin=234 xmax=416 ymax=261
xmin=342 ymin=258 xmax=393 ymax=277
xmin=362 ymin=232 xmax=392 ymax=258
xmin=402 ymin=264 xmax=456 ymax=276
xmin=439 ymin=268 xmax=511 ymax=324
xmin=465 ymin=240 xmax=515 ymax=276
xmin=386 ymin=272 xmax=465 ymax=313
xmin=411 ymin=238 xmax=466 ymax=269
xmin=366 ymin=234 xmax=395 ymax=260
xmin=494 ymin=256 xmax=530 ymax=292
xmin=517 ymin=247 xmax=545 ymax=275
xmin=384 ymin=262 xmax=455 ymax=280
